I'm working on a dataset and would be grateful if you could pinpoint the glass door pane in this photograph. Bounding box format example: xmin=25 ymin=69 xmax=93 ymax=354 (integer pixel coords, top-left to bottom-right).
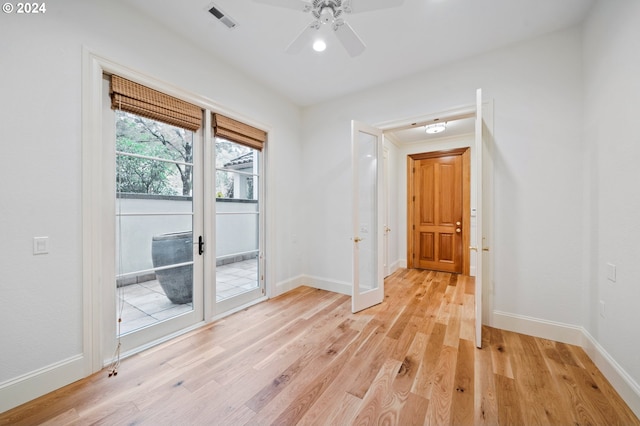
xmin=357 ymin=131 xmax=378 ymax=292
xmin=214 ymin=137 xmax=263 ymax=313
xmin=115 ymin=111 xmax=196 ymax=335
xmin=351 ymin=121 xmax=384 ymax=313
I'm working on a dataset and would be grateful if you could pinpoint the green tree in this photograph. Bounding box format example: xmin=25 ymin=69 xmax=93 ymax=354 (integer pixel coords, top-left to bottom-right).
xmin=116 ymin=112 xmax=193 ymax=196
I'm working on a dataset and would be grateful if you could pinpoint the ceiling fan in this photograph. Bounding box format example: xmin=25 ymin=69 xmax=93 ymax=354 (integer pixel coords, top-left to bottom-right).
xmin=254 ymin=0 xmax=404 ymax=57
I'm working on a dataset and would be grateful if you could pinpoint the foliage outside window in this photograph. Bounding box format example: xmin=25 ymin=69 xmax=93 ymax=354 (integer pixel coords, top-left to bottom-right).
xmin=116 ymin=111 xmax=193 ymax=196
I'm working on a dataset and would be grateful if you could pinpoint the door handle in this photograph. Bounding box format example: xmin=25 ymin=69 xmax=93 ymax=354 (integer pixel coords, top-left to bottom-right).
xmin=198 ymin=235 xmax=204 ymax=255
xmin=354 ymin=237 xmax=363 ymax=243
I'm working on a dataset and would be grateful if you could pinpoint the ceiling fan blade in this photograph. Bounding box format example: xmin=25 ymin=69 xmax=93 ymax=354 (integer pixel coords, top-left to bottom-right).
xmin=334 ymin=21 xmax=366 ymax=57
xmin=253 ymin=0 xmax=311 ymax=12
xmin=345 ymin=0 xmax=404 ymax=14
xmin=286 ymin=21 xmax=320 ymax=54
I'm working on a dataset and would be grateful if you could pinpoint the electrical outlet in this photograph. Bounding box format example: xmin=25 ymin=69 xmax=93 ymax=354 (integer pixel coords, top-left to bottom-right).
xmin=599 ymin=300 xmax=606 ymax=318
xmin=33 ymin=236 xmax=49 ymax=255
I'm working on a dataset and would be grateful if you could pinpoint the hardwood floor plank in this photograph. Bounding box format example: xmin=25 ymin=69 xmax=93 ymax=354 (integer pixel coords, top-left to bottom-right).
xmin=443 ymin=304 xmax=462 ymax=349
xmin=451 ymin=338 xmax=475 ymax=425
xmin=1 ymin=269 xmax=638 ymax=426
xmin=298 ymin=390 xmax=361 ymax=425
xmin=568 ymin=344 xmax=640 ymax=425
xmin=475 ymin=327 xmax=499 ymax=425
xmin=259 ymin=329 xmax=363 ymax=425
xmin=513 ymin=333 xmax=570 ymax=424
xmin=396 ymin=392 xmax=429 ymax=426
xmin=351 ymin=358 xmax=403 ymax=426
xmin=411 ymin=322 xmax=447 ymax=400
xmin=495 ymin=374 xmax=525 ymax=426
xmin=424 ymin=344 xmax=458 ymax=425
xmin=489 ymin=326 xmax=514 ymax=379
xmin=459 ymin=292 xmax=475 ymax=342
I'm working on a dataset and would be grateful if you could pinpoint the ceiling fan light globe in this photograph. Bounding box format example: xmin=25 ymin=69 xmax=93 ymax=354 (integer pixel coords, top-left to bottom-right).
xmin=313 ymin=39 xmax=327 ymax=51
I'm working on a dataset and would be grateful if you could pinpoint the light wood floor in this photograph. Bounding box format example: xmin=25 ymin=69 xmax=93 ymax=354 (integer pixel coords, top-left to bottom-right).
xmin=1 ymin=268 xmax=638 ymax=425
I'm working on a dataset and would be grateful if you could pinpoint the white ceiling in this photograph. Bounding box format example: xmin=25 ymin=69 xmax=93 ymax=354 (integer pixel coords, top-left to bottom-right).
xmin=120 ymin=0 xmax=594 ymax=107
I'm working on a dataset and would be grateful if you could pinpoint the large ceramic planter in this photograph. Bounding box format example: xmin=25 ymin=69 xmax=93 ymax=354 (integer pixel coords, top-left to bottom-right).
xmin=151 ymin=231 xmax=193 ymax=304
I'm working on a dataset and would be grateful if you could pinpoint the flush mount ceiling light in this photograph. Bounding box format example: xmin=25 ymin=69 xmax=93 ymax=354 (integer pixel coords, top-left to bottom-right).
xmin=313 ymin=39 xmax=327 ymax=52
xmin=425 ymin=122 xmax=446 ymax=134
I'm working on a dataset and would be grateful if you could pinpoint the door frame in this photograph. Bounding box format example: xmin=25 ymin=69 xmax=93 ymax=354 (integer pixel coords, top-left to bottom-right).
xmin=82 ymin=50 xmax=273 ymax=374
xmin=406 ymin=148 xmax=471 ymax=275
xmin=375 ymin=98 xmax=493 ymax=335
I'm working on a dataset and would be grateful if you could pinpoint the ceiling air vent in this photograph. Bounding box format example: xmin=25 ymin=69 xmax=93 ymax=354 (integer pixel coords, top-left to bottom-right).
xmin=208 ymin=3 xmax=238 ymax=29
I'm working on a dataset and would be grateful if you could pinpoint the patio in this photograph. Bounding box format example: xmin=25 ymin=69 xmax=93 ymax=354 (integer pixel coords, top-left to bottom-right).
xmin=117 ymin=259 xmax=258 ymax=335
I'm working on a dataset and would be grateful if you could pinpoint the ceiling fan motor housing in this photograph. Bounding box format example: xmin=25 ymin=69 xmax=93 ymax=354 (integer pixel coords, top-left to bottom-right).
xmin=312 ymin=0 xmax=346 ymax=23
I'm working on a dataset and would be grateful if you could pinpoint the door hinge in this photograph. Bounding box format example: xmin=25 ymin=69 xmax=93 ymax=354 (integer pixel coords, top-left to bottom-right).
xmin=412 ymin=224 xmax=415 ymax=230
xmin=412 ymin=195 xmax=415 ymax=202
xmin=198 ymin=235 xmax=204 ymax=255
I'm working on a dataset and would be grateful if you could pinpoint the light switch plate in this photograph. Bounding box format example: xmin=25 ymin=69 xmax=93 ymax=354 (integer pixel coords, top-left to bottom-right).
xmin=606 ymin=263 xmax=616 ymax=282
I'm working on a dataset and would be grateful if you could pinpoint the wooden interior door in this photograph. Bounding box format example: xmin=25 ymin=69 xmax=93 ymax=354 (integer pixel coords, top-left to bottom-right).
xmin=410 ymin=152 xmax=463 ymax=273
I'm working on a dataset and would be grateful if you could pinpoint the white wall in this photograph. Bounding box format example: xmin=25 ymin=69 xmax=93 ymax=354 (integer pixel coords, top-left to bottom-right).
xmin=303 ymin=27 xmax=585 ymax=328
xmin=0 ymin=0 xmax=302 ymax=410
xmin=583 ymin=0 xmax=640 ymax=407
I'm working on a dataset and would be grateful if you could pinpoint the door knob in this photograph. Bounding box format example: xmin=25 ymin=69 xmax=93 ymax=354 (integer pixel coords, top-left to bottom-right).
xmin=354 ymin=237 xmax=363 ymax=243
xmin=456 ymin=228 xmax=461 ymax=233
xmin=456 ymin=221 xmax=461 ymax=226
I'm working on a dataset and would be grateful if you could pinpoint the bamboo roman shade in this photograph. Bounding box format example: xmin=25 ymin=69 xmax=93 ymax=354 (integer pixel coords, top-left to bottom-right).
xmin=213 ymin=113 xmax=266 ymax=151
xmin=110 ymin=75 xmax=202 ymax=131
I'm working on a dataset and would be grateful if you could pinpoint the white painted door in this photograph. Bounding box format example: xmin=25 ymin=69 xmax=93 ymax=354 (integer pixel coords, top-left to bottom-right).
xmin=104 ymin=79 xmax=204 ymax=357
xmin=352 ymin=121 xmax=384 ymax=313
xmin=383 ymin=147 xmax=392 ymax=278
xmin=474 ymin=88 xmax=484 ymax=348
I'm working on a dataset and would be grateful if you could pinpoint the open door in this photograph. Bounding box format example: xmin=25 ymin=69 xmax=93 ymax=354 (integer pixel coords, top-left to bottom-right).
xmin=352 ymin=120 xmax=384 ymax=313
xmin=474 ymin=88 xmax=485 ymax=348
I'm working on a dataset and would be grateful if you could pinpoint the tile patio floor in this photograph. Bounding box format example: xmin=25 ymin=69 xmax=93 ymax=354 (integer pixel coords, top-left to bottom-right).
xmin=118 ymin=259 xmax=258 ymax=335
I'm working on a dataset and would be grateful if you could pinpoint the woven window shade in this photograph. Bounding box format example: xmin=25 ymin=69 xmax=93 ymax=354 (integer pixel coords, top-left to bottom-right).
xmin=110 ymin=75 xmax=202 ymax=132
xmin=213 ymin=113 xmax=266 ymax=151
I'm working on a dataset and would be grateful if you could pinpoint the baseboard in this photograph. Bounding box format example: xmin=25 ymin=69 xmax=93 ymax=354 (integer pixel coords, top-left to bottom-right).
xmin=492 ymin=310 xmax=640 ymax=418
xmin=389 ymin=260 xmax=402 ymax=274
xmin=302 ymin=275 xmax=352 ymax=295
xmin=274 ymin=274 xmax=306 ymax=297
xmin=492 ymin=310 xmax=584 ymax=345
xmin=581 ymin=329 xmax=640 ymax=418
xmin=0 ymin=354 xmax=85 ymax=414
